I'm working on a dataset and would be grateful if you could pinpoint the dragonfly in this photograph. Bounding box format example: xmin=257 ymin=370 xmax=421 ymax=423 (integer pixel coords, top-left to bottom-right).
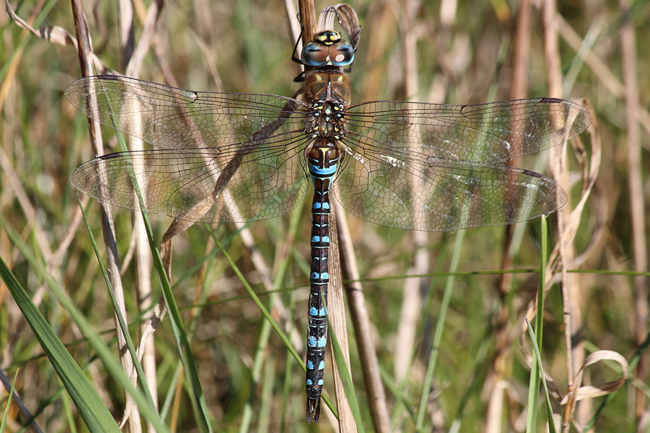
xmin=65 ymin=8 xmax=591 ymax=423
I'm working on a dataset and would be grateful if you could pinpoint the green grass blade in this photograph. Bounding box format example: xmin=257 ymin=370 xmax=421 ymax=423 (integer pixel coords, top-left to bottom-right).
xmin=61 ymin=391 xmax=78 ymax=433
xmin=329 ymin=318 xmax=365 ymax=432
xmin=0 ymin=214 xmax=169 ymax=433
xmin=240 ymin=198 xmax=305 ymax=432
xmin=0 ymin=370 xmax=18 ymax=433
xmin=525 ymin=215 xmax=548 ymax=433
xmin=416 ymin=228 xmax=466 ymax=431
xmin=137 ymin=210 xmax=213 ymax=432
xmin=525 ymin=319 xmax=557 ymax=433
xmin=0 ymin=256 xmax=121 ymax=432
xmin=105 ymin=98 xmax=213 ymax=432
xmin=78 ymin=196 xmax=157 ymax=410
xmin=209 ymin=230 xmax=336 ymax=418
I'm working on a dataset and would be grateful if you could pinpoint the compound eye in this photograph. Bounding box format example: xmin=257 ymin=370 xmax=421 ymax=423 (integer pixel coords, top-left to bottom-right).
xmin=329 ymin=42 xmax=354 ymax=66
xmin=301 ymin=42 xmax=330 ymax=66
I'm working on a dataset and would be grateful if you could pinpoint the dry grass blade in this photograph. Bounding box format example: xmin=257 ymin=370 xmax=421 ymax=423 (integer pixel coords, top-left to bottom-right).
xmin=4 ymin=0 xmax=111 ymax=75
xmin=543 ymin=0 xmax=593 ymax=428
xmin=327 ymin=209 xmax=356 ymax=431
xmin=395 ymin=0 xmax=430 ymax=394
xmin=67 ymin=1 xmax=142 ymax=431
xmin=124 ymin=0 xmax=165 ymax=78
xmin=560 ymin=349 xmax=628 ymax=431
xmin=558 ymin=16 xmax=650 ymax=135
xmin=335 ymin=199 xmax=390 ymax=432
xmin=5 ymin=0 xmax=75 ymax=47
xmin=618 ymin=0 xmax=648 ymax=420
xmin=120 ymin=6 xmax=168 ymax=427
xmin=547 ymin=101 xmax=601 ymax=273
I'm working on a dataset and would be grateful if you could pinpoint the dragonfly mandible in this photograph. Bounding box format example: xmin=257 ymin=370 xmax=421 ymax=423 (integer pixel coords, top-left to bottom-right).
xmin=65 ymin=11 xmax=591 ymax=424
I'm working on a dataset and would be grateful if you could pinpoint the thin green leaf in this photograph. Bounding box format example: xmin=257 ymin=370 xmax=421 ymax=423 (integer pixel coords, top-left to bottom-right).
xmin=0 ymin=215 xmax=169 ymax=433
xmin=209 ymin=230 xmax=337 ymax=418
xmin=329 ymin=318 xmax=365 ymax=432
xmin=103 ymin=92 xmax=213 ymax=432
xmin=416 ymin=228 xmax=466 ymax=431
xmin=525 ymin=319 xmax=557 ymax=433
xmin=78 ymin=196 xmax=157 ymax=411
xmin=0 ymin=256 xmax=121 ymax=432
xmin=525 ymin=215 xmax=548 ymax=433
xmin=0 ymin=370 xmax=19 ymax=433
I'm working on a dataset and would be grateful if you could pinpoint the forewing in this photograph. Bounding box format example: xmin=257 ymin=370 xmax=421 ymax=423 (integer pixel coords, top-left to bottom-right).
xmin=65 ymin=75 xmax=311 ymax=150
xmin=333 ymin=133 xmax=567 ymax=231
xmin=71 ymin=134 xmax=310 ymax=223
xmin=344 ymin=98 xmax=591 ymax=164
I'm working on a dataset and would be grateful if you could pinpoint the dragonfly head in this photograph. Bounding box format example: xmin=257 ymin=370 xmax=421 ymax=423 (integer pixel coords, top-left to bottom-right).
xmin=314 ymin=30 xmax=341 ymax=45
xmin=301 ymin=30 xmax=355 ymax=68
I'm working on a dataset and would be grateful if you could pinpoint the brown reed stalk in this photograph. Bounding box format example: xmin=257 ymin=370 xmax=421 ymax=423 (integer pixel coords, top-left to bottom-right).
xmin=618 ymin=0 xmax=648 ymax=421
xmin=488 ymin=2 xmax=532 ymax=431
xmin=395 ymin=0 xmax=430 ymax=396
xmin=68 ymin=1 xmax=140 ymax=431
xmin=543 ymin=0 xmax=579 ymax=430
xmin=335 ymin=198 xmax=391 ymax=432
xmin=120 ymin=3 xmax=166 ymax=432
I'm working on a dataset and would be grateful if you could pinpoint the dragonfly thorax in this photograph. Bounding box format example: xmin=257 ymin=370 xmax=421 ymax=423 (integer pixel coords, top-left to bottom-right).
xmin=307 ymin=100 xmax=346 ymax=140
xmin=304 ymin=71 xmax=350 ymax=140
xmin=304 ymin=70 xmax=351 ymax=104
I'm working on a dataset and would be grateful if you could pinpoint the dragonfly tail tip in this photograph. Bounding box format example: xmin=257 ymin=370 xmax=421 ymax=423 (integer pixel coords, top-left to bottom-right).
xmin=306 ymin=397 xmax=321 ymax=423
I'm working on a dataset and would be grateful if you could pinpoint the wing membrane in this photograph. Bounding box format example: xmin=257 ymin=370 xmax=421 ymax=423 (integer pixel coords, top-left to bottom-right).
xmin=344 ymin=98 xmax=591 ymax=163
xmin=71 ymin=135 xmax=309 ymax=223
xmin=334 ymin=131 xmax=568 ymax=232
xmin=67 ymin=75 xmax=315 ymax=222
xmin=65 ymin=75 xmax=311 ymax=150
xmin=332 ymin=97 xmax=589 ymax=231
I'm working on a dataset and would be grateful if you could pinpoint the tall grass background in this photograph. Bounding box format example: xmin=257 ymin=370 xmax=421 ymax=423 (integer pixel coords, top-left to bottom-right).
xmin=1 ymin=0 xmax=647 ymax=431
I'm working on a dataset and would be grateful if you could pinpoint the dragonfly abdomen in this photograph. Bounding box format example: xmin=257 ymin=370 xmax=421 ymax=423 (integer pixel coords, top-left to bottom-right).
xmin=305 ymin=140 xmax=340 ymax=422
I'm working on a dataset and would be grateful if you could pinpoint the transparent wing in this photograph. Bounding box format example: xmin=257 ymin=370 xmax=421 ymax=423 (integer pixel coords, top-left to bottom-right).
xmin=332 ymin=96 xmax=591 ymax=231
xmin=65 ymin=75 xmax=312 ymax=150
xmin=344 ymin=98 xmax=591 ymax=163
xmin=334 ymin=133 xmax=567 ymax=231
xmin=67 ymin=75 xmax=314 ymax=222
xmin=71 ymin=136 xmax=310 ymax=223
